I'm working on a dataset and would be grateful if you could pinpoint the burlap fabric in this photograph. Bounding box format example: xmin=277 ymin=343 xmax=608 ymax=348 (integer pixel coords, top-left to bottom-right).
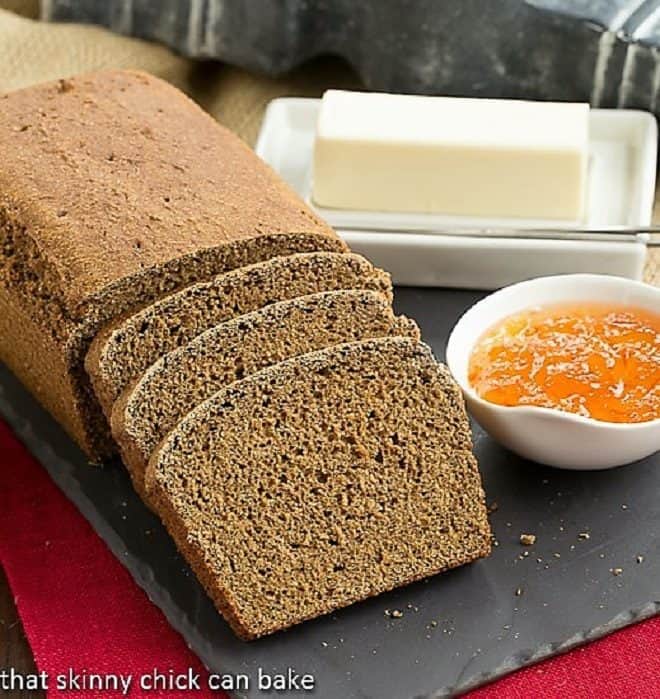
xmin=1 ymin=1 xmax=657 ymax=283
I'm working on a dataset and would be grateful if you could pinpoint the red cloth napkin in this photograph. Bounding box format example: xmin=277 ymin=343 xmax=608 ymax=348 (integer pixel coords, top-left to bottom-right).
xmin=0 ymin=421 xmax=219 ymax=699
xmin=0 ymin=419 xmax=658 ymax=698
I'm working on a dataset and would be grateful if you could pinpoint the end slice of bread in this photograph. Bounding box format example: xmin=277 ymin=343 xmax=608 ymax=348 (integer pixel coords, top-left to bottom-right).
xmin=145 ymin=337 xmax=492 ymax=640
xmin=85 ymin=252 xmax=391 ymax=417
xmin=112 ymin=289 xmax=419 ymax=495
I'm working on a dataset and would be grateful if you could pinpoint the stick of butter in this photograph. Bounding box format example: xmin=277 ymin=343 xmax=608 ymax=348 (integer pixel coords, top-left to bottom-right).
xmin=312 ymin=90 xmax=589 ymax=220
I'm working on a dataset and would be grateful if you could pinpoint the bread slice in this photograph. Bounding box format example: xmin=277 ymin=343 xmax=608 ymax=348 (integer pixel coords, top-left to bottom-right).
xmin=145 ymin=337 xmax=492 ymax=640
xmin=86 ymin=252 xmax=391 ymax=416
xmin=112 ymin=290 xmax=418 ymax=494
xmin=0 ymin=70 xmax=342 ymax=459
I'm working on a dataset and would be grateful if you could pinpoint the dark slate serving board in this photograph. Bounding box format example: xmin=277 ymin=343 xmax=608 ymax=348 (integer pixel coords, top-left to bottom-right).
xmin=0 ymin=287 xmax=658 ymax=699
xmin=44 ymin=0 xmax=660 ymax=116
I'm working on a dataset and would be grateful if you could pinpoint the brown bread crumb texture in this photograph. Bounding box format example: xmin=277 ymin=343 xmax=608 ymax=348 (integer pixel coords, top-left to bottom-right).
xmin=87 ymin=252 xmax=391 ymax=417
xmin=146 ymin=337 xmax=492 ymax=640
xmin=0 ymin=70 xmax=343 ymax=458
xmin=112 ymin=289 xmax=418 ymax=494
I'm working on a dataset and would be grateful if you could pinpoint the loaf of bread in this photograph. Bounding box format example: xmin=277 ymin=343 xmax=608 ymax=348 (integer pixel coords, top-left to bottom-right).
xmin=0 ymin=70 xmax=342 ymax=458
xmin=1 ymin=70 xmax=492 ymax=640
xmin=112 ymin=290 xmax=418 ymax=495
xmin=145 ymin=337 xmax=492 ymax=640
xmin=86 ymin=251 xmax=390 ymax=417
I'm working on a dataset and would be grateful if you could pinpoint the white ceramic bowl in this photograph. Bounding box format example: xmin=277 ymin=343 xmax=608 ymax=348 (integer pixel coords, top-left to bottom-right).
xmin=446 ymin=274 xmax=660 ymax=469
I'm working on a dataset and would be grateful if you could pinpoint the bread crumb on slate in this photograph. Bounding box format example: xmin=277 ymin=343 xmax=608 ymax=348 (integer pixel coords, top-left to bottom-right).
xmin=519 ymin=533 xmax=536 ymax=546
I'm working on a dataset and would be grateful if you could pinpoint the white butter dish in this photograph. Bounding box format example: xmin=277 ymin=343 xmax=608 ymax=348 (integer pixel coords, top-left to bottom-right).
xmin=256 ymin=98 xmax=657 ymax=289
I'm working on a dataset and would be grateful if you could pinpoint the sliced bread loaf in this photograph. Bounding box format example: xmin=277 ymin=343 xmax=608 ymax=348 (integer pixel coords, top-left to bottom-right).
xmin=0 ymin=70 xmax=342 ymax=459
xmin=86 ymin=252 xmax=391 ymax=416
xmin=145 ymin=337 xmax=492 ymax=640
xmin=112 ymin=290 xmax=419 ymax=494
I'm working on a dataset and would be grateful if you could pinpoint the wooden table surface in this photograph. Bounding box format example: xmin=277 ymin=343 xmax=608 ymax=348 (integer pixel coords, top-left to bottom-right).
xmin=1 ymin=196 xmax=659 ymax=696
xmin=0 ymin=567 xmax=42 ymax=698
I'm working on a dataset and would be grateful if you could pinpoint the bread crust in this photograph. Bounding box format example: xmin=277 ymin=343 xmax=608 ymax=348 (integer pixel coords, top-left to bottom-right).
xmin=0 ymin=70 xmax=341 ymax=318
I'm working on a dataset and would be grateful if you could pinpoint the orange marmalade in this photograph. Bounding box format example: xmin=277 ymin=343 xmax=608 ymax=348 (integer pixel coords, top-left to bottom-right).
xmin=468 ymin=302 xmax=660 ymax=423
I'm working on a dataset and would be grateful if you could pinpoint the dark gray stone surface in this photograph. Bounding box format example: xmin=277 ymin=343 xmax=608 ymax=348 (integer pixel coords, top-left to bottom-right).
xmin=0 ymin=286 xmax=658 ymax=698
xmin=43 ymin=0 xmax=660 ymax=114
